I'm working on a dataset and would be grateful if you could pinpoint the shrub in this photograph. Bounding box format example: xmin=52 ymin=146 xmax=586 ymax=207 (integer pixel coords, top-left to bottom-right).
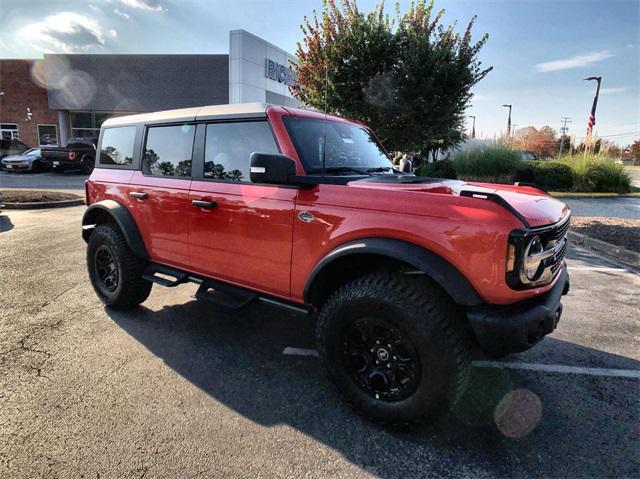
xmin=514 ymin=160 xmax=537 ymax=183
xmin=452 ymin=146 xmax=523 ymax=182
xmin=532 ymin=161 xmax=574 ymax=191
xmin=560 ymin=154 xmax=632 ymax=193
xmin=417 ymin=159 xmax=457 ymax=179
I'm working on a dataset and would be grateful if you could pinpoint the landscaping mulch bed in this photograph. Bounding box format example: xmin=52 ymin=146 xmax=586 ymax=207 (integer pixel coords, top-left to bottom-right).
xmin=1 ymin=190 xmax=81 ymax=203
xmin=571 ymin=216 xmax=640 ymax=253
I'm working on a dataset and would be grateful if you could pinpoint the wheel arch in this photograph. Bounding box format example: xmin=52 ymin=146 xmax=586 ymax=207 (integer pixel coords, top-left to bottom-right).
xmin=303 ymin=238 xmax=483 ymax=308
xmin=82 ymin=199 xmax=148 ymax=260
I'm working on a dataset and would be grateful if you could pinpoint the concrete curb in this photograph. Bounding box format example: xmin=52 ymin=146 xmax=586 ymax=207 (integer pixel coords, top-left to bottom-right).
xmin=568 ymin=230 xmax=640 ymax=268
xmin=3 ymin=198 xmax=85 ymax=210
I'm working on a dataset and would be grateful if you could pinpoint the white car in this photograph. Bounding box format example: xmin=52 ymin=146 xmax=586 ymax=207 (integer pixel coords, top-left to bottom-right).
xmin=1 ymin=148 xmax=47 ymax=172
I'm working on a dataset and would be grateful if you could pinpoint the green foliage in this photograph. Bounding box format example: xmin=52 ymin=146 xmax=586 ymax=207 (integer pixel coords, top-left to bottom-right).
xmin=293 ymin=0 xmax=492 ymax=155
xmin=417 ymin=159 xmax=457 ymax=179
xmin=451 ymin=146 xmax=521 ymax=182
xmin=561 ymin=154 xmax=631 ymax=193
xmin=514 ymin=160 xmax=537 ymax=183
xmin=532 ymin=161 xmax=574 ymax=191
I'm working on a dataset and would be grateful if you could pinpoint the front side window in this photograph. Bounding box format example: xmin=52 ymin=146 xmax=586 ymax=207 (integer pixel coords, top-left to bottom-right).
xmin=99 ymin=126 xmax=136 ymax=166
xmin=204 ymin=121 xmax=279 ymax=182
xmin=283 ymin=117 xmax=392 ymax=173
xmin=143 ymin=124 xmax=194 ymax=177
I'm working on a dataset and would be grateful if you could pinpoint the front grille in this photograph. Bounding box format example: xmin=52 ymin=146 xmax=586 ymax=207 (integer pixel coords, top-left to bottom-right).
xmin=541 ymin=215 xmax=570 ymax=276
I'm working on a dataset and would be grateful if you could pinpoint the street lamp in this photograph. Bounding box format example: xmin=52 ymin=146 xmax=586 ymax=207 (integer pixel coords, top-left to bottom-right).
xmin=502 ymin=104 xmax=512 ymax=140
xmin=469 ymin=115 xmax=476 ymax=139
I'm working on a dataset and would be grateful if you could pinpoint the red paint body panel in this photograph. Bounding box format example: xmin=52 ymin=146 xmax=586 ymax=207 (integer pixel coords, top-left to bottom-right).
xmin=188 ymin=180 xmax=297 ymax=298
xmin=86 ymin=106 xmax=571 ymax=308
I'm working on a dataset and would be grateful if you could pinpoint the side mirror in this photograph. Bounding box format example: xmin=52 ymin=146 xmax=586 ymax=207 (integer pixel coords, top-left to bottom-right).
xmin=250 ymin=152 xmax=297 ymax=184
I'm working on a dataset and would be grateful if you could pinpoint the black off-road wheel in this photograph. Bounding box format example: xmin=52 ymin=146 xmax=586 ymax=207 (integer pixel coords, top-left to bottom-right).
xmin=317 ymin=272 xmax=470 ymax=426
xmin=81 ymin=155 xmax=95 ymax=175
xmin=87 ymin=224 xmax=152 ymax=310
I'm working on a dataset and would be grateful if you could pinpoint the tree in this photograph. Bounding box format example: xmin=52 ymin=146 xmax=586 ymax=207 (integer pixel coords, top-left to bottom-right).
xmin=292 ymin=0 xmax=492 ymax=158
xmin=512 ymin=126 xmax=559 ymax=158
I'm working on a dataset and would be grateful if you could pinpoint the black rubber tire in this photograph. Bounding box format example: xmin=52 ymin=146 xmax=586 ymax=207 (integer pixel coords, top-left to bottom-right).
xmin=53 ymin=167 xmax=65 ymax=174
xmin=317 ymin=272 xmax=470 ymax=426
xmin=80 ymin=155 xmax=95 ymax=175
xmin=87 ymin=224 xmax=152 ymax=310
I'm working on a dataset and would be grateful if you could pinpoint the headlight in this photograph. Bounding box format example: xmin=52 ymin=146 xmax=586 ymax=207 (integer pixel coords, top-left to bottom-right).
xmin=523 ymin=235 xmax=544 ymax=281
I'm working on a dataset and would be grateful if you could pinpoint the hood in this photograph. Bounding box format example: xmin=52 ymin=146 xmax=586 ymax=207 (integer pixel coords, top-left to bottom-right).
xmin=349 ymin=175 xmax=569 ymax=228
xmin=3 ymin=152 xmax=37 ymax=162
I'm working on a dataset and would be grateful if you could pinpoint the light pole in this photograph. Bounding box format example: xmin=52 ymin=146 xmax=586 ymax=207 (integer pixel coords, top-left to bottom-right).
xmin=584 ymin=76 xmax=602 ymax=151
xmin=469 ymin=115 xmax=476 ymax=139
xmin=558 ymin=116 xmax=572 ymax=158
xmin=502 ymin=104 xmax=512 ymax=142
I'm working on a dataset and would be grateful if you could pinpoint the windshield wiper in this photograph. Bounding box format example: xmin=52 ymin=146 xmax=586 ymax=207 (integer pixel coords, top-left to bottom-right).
xmin=307 ymin=166 xmax=369 ymax=175
xmin=365 ymin=167 xmax=392 ymax=173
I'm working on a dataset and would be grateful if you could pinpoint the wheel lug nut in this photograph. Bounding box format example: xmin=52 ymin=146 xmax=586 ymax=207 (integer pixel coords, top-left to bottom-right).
xmin=387 ymin=363 xmax=391 ymax=368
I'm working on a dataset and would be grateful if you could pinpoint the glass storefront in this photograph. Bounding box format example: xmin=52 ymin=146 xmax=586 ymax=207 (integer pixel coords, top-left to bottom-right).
xmin=37 ymin=124 xmax=58 ymax=146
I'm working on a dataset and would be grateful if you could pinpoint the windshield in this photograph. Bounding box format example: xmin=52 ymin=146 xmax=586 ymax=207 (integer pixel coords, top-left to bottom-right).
xmin=23 ymin=148 xmax=38 ymax=155
xmin=284 ymin=117 xmax=392 ymax=173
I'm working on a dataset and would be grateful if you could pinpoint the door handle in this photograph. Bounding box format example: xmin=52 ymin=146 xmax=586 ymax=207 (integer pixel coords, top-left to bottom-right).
xmin=192 ymin=199 xmax=217 ymax=210
xmin=130 ymin=191 xmax=148 ymax=200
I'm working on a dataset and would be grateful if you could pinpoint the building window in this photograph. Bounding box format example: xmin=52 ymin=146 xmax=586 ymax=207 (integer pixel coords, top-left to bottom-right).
xmin=143 ymin=124 xmax=194 ymax=178
xmin=0 ymin=124 xmax=19 ymax=141
xmin=69 ymin=111 xmax=112 ymax=144
xmin=37 ymin=125 xmax=58 ymax=146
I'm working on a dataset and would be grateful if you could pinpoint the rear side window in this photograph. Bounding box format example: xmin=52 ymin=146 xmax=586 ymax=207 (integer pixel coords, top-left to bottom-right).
xmin=99 ymin=127 xmax=136 ymax=166
xmin=143 ymin=124 xmax=195 ymax=178
xmin=203 ymin=121 xmax=279 ymax=182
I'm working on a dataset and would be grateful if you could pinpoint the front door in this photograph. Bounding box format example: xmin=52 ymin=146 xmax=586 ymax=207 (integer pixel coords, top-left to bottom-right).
xmin=188 ymin=120 xmax=297 ymax=298
xmin=127 ymin=123 xmax=195 ymax=270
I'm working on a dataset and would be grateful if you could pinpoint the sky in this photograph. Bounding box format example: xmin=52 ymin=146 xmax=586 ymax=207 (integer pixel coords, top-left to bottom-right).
xmin=0 ymin=0 xmax=638 ymax=145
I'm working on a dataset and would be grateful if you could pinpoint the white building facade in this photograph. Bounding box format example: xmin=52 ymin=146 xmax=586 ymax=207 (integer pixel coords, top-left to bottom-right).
xmin=229 ymin=29 xmax=299 ymax=107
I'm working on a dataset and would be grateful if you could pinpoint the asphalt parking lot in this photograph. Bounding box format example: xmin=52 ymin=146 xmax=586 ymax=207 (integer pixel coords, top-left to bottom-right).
xmin=1 ymin=205 xmax=639 ymax=478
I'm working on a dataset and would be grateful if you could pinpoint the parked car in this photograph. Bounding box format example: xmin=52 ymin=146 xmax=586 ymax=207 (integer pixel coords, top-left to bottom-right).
xmin=516 ymin=150 xmax=541 ymax=161
xmin=1 ymin=148 xmax=49 ymax=172
xmin=0 ymin=138 xmax=29 ymax=163
xmin=41 ymin=138 xmax=96 ymax=174
xmin=82 ymin=103 xmax=570 ymax=426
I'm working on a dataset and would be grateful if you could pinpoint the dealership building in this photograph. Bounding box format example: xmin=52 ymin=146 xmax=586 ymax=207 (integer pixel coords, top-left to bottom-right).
xmin=0 ymin=29 xmax=298 ymax=148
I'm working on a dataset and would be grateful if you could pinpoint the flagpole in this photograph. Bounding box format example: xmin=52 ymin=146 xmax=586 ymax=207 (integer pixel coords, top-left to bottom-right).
xmin=584 ymin=76 xmax=602 ymax=153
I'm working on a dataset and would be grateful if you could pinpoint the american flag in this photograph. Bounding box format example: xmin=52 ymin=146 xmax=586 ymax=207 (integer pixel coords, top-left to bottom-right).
xmin=586 ymin=113 xmax=596 ymax=135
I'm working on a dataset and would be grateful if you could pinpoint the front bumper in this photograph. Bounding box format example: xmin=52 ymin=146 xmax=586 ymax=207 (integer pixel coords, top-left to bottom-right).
xmin=467 ymin=265 xmax=570 ymax=357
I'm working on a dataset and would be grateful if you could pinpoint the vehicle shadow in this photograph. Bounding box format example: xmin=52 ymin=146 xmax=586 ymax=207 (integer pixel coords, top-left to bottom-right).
xmin=0 ymin=214 xmax=14 ymax=233
xmin=106 ymin=301 xmax=639 ymax=477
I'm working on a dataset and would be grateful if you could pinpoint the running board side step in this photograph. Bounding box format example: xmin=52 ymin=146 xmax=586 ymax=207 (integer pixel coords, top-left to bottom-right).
xmin=195 ymin=279 xmax=257 ymax=309
xmin=143 ymin=264 xmax=189 ymax=287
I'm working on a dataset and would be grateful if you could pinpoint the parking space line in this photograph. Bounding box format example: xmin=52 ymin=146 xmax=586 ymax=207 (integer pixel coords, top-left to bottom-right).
xmin=283 ymin=347 xmax=320 ymax=357
xmin=568 ymin=266 xmax=629 ymax=272
xmin=472 ymin=360 xmax=640 ymax=379
xmin=282 ymin=348 xmax=640 ymax=379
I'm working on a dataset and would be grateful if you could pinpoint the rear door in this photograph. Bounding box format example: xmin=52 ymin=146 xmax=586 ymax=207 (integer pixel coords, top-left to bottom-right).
xmin=127 ymin=123 xmax=195 ymax=270
xmin=188 ymin=120 xmax=297 ymax=298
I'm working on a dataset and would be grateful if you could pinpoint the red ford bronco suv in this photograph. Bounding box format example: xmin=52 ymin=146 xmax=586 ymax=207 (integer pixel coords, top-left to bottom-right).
xmin=83 ymin=103 xmax=570 ymax=425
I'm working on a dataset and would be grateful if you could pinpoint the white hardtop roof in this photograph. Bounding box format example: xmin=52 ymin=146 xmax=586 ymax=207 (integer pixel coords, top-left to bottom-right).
xmin=102 ymin=102 xmax=271 ymax=127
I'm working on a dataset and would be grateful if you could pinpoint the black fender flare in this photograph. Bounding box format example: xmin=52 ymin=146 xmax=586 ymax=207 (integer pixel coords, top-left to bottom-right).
xmin=303 ymin=238 xmax=483 ymax=307
xmin=82 ymin=199 xmax=148 ymax=260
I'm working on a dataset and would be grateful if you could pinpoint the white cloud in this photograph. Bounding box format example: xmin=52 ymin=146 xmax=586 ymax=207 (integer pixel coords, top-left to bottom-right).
xmin=119 ymin=0 xmax=164 ymax=11
xmin=88 ymin=4 xmax=99 ymax=10
xmin=18 ymin=12 xmax=105 ymax=53
xmin=109 ymin=29 xmax=118 ymax=37
xmin=600 ymin=87 xmax=626 ymax=95
xmin=471 ymin=93 xmax=489 ymax=102
xmin=114 ymin=8 xmax=131 ymax=19
xmin=535 ymin=50 xmax=613 ymax=72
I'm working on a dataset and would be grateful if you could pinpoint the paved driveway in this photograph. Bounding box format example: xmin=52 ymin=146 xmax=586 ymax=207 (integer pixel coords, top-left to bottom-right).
xmin=562 ymin=196 xmax=640 ymax=219
xmin=0 ymin=170 xmax=87 ymax=192
xmin=0 ymin=207 xmax=638 ymax=478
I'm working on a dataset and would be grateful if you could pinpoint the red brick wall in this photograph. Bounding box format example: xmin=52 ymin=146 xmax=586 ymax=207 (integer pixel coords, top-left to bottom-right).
xmin=0 ymin=60 xmax=59 ymax=148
